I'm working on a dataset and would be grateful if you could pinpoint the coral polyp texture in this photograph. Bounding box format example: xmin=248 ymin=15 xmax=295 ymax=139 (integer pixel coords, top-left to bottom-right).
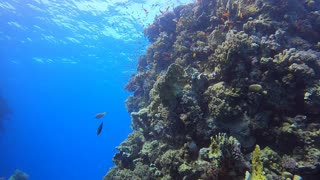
xmin=105 ymin=0 xmax=320 ymax=179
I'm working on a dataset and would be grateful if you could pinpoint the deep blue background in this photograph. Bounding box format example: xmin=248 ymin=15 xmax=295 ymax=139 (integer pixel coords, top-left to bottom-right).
xmin=0 ymin=38 xmax=139 ymax=179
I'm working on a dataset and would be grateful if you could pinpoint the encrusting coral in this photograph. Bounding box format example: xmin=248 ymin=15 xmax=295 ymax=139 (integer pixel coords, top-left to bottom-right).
xmin=105 ymin=0 xmax=320 ymax=179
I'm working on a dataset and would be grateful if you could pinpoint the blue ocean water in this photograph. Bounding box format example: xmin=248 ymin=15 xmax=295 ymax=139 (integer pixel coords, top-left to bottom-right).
xmin=0 ymin=0 xmax=192 ymax=179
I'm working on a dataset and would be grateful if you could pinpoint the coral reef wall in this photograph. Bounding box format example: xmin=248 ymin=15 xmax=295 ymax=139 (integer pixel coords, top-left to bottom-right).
xmin=105 ymin=0 xmax=320 ymax=179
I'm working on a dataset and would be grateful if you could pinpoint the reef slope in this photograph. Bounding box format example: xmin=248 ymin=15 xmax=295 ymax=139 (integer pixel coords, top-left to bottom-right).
xmin=105 ymin=0 xmax=320 ymax=179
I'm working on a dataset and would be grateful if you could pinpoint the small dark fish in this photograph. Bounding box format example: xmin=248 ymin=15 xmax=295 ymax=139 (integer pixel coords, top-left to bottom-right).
xmin=96 ymin=122 xmax=103 ymax=135
xmin=95 ymin=112 xmax=106 ymax=119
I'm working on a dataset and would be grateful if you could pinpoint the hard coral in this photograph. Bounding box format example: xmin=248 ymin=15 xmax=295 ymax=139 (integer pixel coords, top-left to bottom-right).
xmin=106 ymin=0 xmax=320 ymax=179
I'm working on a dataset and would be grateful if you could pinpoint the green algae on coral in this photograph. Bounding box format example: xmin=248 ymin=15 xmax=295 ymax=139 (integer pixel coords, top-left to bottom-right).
xmin=251 ymin=145 xmax=266 ymax=180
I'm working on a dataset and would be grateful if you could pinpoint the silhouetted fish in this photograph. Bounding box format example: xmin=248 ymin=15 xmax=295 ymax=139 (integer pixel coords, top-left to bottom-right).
xmin=95 ymin=112 xmax=106 ymax=119
xmin=96 ymin=122 xmax=103 ymax=135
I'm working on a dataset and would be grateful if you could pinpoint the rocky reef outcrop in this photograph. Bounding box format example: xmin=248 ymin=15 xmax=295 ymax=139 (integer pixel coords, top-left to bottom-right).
xmin=105 ymin=0 xmax=320 ymax=179
xmin=7 ymin=170 xmax=29 ymax=180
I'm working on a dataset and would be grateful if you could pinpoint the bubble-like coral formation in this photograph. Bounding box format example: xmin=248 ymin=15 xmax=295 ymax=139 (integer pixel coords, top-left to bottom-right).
xmin=105 ymin=0 xmax=320 ymax=179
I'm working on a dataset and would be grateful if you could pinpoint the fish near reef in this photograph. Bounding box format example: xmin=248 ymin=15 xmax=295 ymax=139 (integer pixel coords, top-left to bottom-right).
xmin=96 ymin=122 xmax=103 ymax=135
xmin=222 ymin=12 xmax=230 ymax=17
xmin=95 ymin=112 xmax=106 ymax=119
